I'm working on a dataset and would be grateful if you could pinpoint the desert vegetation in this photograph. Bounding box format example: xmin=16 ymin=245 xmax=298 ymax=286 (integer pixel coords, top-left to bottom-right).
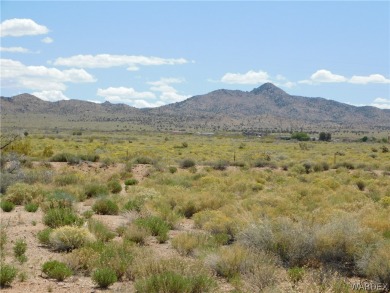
xmin=0 ymin=130 xmax=389 ymax=292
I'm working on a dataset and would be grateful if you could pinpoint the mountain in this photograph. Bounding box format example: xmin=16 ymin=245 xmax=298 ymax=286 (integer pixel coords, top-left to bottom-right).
xmin=1 ymin=83 xmax=390 ymax=132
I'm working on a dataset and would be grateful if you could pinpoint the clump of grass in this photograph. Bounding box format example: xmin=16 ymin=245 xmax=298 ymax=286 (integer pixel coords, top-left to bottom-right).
xmin=135 ymin=216 xmax=170 ymax=243
xmin=356 ymin=180 xmax=366 ymax=191
xmin=171 ymin=232 xmax=212 ymax=256
xmin=0 ymin=201 xmax=15 ymax=212
xmin=0 ymin=264 xmax=17 ymax=288
xmin=123 ymin=197 xmax=144 ymax=212
xmin=168 ymin=166 xmax=178 ymax=174
xmin=92 ymin=198 xmax=119 ymax=215
xmin=288 ymin=267 xmax=305 ymax=283
xmin=124 ymin=178 xmax=138 ymax=186
xmin=43 ymin=190 xmax=75 ymax=210
xmin=4 ymin=183 xmax=44 ymax=205
xmin=180 ymin=159 xmax=195 ymax=169
xmin=24 ymin=202 xmax=39 ymax=212
xmin=88 ymin=219 xmax=116 ymax=242
xmin=133 ymin=156 xmax=153 ymax=165
xmin=123 ymin=224 xmax=149 ymax=245
xmin=49 ymin=226 xmax=96 ymax=251
xmin=37 ymin=228 xmax=53 ymax=246
xmin=92 ymin=268 xmax=117 ymax=289
xmin=209 ymin=245 xmax=248 ymax=280
xmin=43 ymin=208 xmax=83 ymax=228
xmin=212 ymin=160 xmax=229 ymax=171
xmin=54 ymin=173 xmax=79 ymax=186
xmin=13 ymin=239 xmax=27 ymax=263
xmin=83 ymin=183 xmax=109 ymax=198
xmin=42 ymin=261 xmax=72 ymax=281
xmin=107 ymin=180 xmax=122 ymax=193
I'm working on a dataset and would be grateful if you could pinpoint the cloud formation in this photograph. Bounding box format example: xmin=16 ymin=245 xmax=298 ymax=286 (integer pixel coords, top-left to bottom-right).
xmin=371 ymin=97 xmax=390 ymax=109
xmin=148 ymin=78 xmax=190 ymax=103
xmin=41 ymin=37 xmax=53 ymax=44
xmin=0 ymin=58 xmax=96 ymax=91
xmin=221 ymin=70 xmax=270 ymax=84
xmin=0 ymin=18 xmax=49 ymax=37
xmin=97 ymin=86 xmax=156 ymax=105
xmin=0 ymin=46 xmax=30 ymax=53
xmin=300 ymin=70 xmax=390 ymax=85
xmin=31 ymin=90 xmax=69 ymax=102
xmin=53 ymin=54 xmax=188 ymax=70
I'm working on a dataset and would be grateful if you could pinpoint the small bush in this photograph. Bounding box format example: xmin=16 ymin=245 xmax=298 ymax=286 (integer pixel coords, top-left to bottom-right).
xmin=0 ymin=228 xmax=7 ymax=253
xmin=42 ymin=261 xmax=72 ymax=281
xmin=92 ymin=268 xmax=117 ymax=289
xmin=0 ymin=264 xmax=17 ymax=287
xmin=171 ymin=233 xmax=210 ymax=256
xmin=356 ymin=180 xmax=366 ymax=191
xmin=210 ymin=245 xmax=248 ymax=280
xmin=50 ymin=153 xmax=80 ymax=164
xmin=5 ymin=183 xmax=43 ymax=205
xmin=79 ymin=154 xmax=100 ymax=162
xmin=168 ymin=166 xmax=177 ymax=174
xmin=135 ymin=271 xmax=215 ymax=293
xmin=24 ymin=202 xmax=39 ymax=212
xmin=107 ymin=180 xmax=122 ymax=193
xmin=0 ymin=201 xmax=15 ymax=212
xmin=54 ymin=173 xmax=79 ymax=186
xmin=180 ymin=159 xmax=195 ymax=169
xmin=88 ymin=219 xmax=116 ymax=242
xmin=43 ymin=208 xmax=83 ymax=228
xmin=92 ymin=198 xmax=119 ymax=215
xmin=49 ymin=226 xmax=95 ymax=251
xmin=13 ymin=239 xmax=27 ymax=258
xmin=123 ymin=224 xmax=149 ymax=245
xmin=43 ymin=191 xmax=75 ymax=210
xmin=124 ymin=178 xmax=138 ymax=186
xmin=124 ymin=197 xmax=144 ymax=212
xmin=288 ymin=267 xmax=305 ymax=283
xmin=84 ymin=183 xmax=109 ymax=198
xmin=133 ymin=156 xmax=153 ymax=165
xmin=37 ymin=228 xmax=53 ymax=246
xmin=135 ymin=216 xmax=170 ymax=243
xmin=212 ymin=160 xmax=229 ymax=171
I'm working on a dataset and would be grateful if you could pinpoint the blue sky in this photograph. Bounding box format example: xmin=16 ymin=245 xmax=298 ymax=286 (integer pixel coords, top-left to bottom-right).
xmin=1 ymin=1 xmax=389 ymax=109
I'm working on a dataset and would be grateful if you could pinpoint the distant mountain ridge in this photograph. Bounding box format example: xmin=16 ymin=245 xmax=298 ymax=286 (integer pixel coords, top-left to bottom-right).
xmin=1 ymin=83 xmax=390 ymax=131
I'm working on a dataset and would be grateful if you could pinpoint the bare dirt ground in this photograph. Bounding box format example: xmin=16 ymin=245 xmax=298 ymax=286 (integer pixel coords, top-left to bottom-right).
xmin=1 ymin=162 xmax=235 ymax=293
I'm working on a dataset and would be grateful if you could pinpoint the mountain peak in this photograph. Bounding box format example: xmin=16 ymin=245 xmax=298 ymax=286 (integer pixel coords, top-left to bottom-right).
xmin=251 ymin=83 xmax=287 ymax=96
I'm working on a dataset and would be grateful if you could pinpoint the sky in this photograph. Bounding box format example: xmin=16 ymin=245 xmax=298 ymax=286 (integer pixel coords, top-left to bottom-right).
xmin=1 ymin=1 xmax=389 ymax=109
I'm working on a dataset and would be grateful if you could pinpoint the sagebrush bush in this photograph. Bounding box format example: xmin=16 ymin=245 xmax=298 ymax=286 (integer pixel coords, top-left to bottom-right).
xmin=83 ymin=183 xmax=109 ymax=198
xmin=5 ymin=182 xmax=44 ymax=205
xmin=107 ymin=180 xmax=122 ymax=193
xmin=212 ymin=160 xmax=229 ymax=171
xmin=133 ymin=156 xmax=153 ymax=165
xmin=0 ymin=264 xmax=17 ymax=287
xmin=135 ymin=216 xmax=170 ymax=243
xmin=92 ymin=268 xmax=117 ymax=289
xmin=123 ymin=224 xmax=149 ymax=245
xmin=43 ymin=191 xmax=75 ymax=210
xmin=43 ymin=207 xmax=83 ymax=228
xmin=171 ymin=232 xmax=210 ymax=256
xmin=124 ymin=178 xmax=138 ymax=186
xmin=123 ymin=197 xmax=144 ymax=212
xmin=54 ymin=173 xmax=79 ymax=186
xmin=180 ymin=159 xmax=195 ymax=169
xmin=168 ymin=166 xmax=177 ymax=174
xmin=24 ymin=202 xmax=39 ymax=212
xmin=42 ymin=260 xmax=72 ymax=281
xmin=49 ymin=226 xmax=95 ymax=251
xmin=135 ymin=271 xmax=215 ymax=293
xmin=0 ymin=201 xmax=15 ymax=212
xmin=66 ymin=246 xmax=99 ymax=275
xmin=92 ymin=198 xmax=119 ymax=215
xmin=88 ymin=219 xmax=116 ymax=242
xmin=209 ymin=245 xmax=248 ymax=280
xmin=37 ymin=228 xmax=53 ymax=246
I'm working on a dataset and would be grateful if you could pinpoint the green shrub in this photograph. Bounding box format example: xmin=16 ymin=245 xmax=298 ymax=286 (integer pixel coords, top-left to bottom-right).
xmin=356 ymin=180 xmax=366 ymax=191
xmin=54 ymin=173 xmax=79 ymax=186
xmin=42 ymin=261 xmax=72 ymax=281
xmin=124 ymin=178 xmax=138 ymax=186
xmin=107 ymin=180 xmax=122 ymax=193
xmin=0 ymin=228 xmax=7 ymax=253
xmin=50 ymin=153 xmax=80 ymax=164
xmin=5 ymin=183 xmax=43 ymax=205
xmin=211 ymin=245 xmax=248 ymax=280
xmin=288 ymin=267 xmax=305 ymax=283
xmin=123 ymin=224 xmax=149 ymax=245
xmin=24 ymin=202 xmax=39 ymax=212
xmin=135 ymin=271 xmax=215 ymax=293
xmin=133 ymin=156 xmax=153 ymax=165
xmin=124 ymin=198 xmax=144 ymax=212
xmin=180 ymin=159 xmax=195 ymax=169
xmin=79 ymin=154 xmax=100 ymax=162
xmin=84 ymin=183 xmax=109 ymax=198
xmin=43 ymin=191 xmax=75 ymax=210
xmin=49 ymin=226 xmax=96 ymax=251
xmin=37 ymin=228 xmax=53 ymax=246
xmin=92 ymin=268 xmax=117 ymax=289
xmin=135 ymin=216 xmax=170 ymax=243
xmin=0 ymin=201 xmax=15 ymax=212
xmin=212 ymin=160 xmax=229 ymax=171
xmin=168 ymin=166 xmax=178 ymax=174
xmin=0 ymin=264 xmax=17 ymax=287
xmin=291 ymin=132 xmax=310 ymax=141
xmin=92 ymin=198 xmax=119 ymax=215
xmin=13 ymin=239 xmax=27 ymax=258
xmin=44 ymin=208 xmax=83 ymax=228
xmin=88 ymin=219 xmax=116 ymax=242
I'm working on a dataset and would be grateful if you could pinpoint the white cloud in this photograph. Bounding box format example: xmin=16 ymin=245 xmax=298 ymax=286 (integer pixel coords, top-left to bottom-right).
xmin=300 ymin=69 xmax=347 ymax=84
xmin=0 ymin=18 xmax=49 ymax=37
xmin=41 ymin=37 xmax=53 ymax=44
xmin=371 ymin=97 xmax=390 ymax=109
xmin=0 ymin=46 xmax=30 ymax=53
xmin=97 ymin=87 xmax=156 ymax=102
xmin=31 ymin=90 xmax=69 ymax=102
xmin=0 ymin=58 xmax=96 ymax=91
xmin=53 ymin=54 xmax=188 ymax=69
xmin=221 ymin=70 xmax=270 ymax=84
xmin=349 ymin=74 xmax=390 ymax=84
xmin=133 ymin=100 xmax=165 ymax=108
xmin=148 ymin=78 xmax=190 ymax=103
xmin=87 ymin=100 xmax=102 ymax=104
